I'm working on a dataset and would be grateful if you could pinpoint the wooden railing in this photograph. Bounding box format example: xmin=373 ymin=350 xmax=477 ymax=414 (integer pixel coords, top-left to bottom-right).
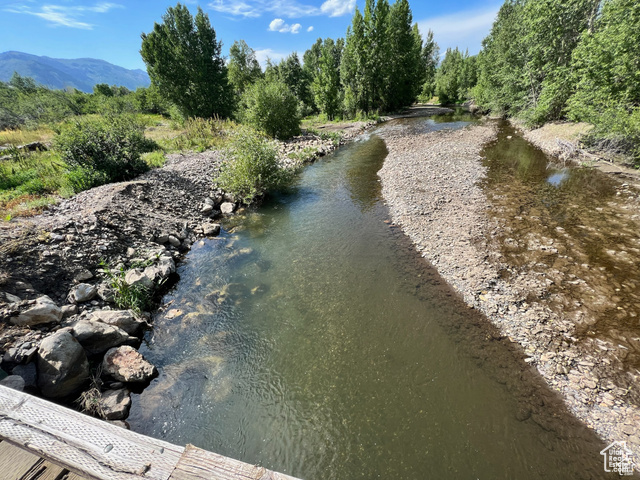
xmin=0 ymin=385 xmax=300 ymax=480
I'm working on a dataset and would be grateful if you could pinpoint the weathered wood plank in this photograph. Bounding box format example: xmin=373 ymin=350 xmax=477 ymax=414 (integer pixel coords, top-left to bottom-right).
xmin=169 ymin=445 xmax=301 ymax=480
xmin=0 ymin=440 xmax=45 ymax=479
xmin=22 ymin=458 xmax=68 ymax=480
xmin=0 ymin=385 xmax=184 ymax=480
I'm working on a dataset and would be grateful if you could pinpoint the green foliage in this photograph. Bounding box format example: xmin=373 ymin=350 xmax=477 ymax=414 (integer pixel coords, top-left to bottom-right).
xmin=100 ymin=261 xmax=153 ymax=313
xmin=228 ymin=40 xmax=263 ymax=96
xmin=142 ymin=150 xmax=167 ymax=168
xmin=240 ymin=79 xmax=301 ymax=140
xmin=310 ymin=38 xmax=344 ymax=120
xmin=55 ymin=115 xmax=151 ymax=182
xmin=435 ymin=48 xmax=477 ymax=104
xmin=565 ymin=0 xmax=640 ymax=162
xmin=168 ymin=117 xmax=231 ymax=151
xmin=140 ymin=3 xmax=233 ymax=118
xmin=474 ymin=0 xmax=599 ymax=122
xmin=215 ymin=127 xmax=293 ymax=204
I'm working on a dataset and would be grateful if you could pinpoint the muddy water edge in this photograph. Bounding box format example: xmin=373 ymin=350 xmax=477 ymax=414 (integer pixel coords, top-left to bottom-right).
xmin=127 ymin=114 xmax=631 ymax=479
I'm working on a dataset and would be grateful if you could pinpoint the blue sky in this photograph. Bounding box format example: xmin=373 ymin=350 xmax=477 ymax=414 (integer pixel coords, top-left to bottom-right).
xmin=0 ymin=0 xmax=502 ymax=71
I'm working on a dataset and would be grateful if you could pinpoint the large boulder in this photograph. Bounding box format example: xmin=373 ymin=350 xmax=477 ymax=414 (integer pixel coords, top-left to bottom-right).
xmin=37 ymin=332 xmax=89 ymax=398
xmin=89 ymin=310 xmax=145 ymax=336
xmin=102 ymin=346 xmax=157 ymax=383
xmin=10 ymin=296 xmax=62 ymax=327
xmin=72 ymin=320 xmax=137 ymax=356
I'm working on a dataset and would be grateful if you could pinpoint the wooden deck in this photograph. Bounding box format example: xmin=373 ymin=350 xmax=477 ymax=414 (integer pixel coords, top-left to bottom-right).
xmin=0 ymin=385 xmax=300 ymax=480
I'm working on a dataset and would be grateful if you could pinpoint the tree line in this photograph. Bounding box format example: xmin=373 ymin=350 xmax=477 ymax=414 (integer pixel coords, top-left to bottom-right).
xmin=139 ymin=0 xmax=438 ymax=134
xmin=439 ymin=0 xmax=638 ymax=162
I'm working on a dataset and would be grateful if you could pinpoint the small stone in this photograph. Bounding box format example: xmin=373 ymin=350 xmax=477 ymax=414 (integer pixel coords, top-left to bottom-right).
xmin=102 ymin=346 xmax=157 ymax=383
xmin=99 ymin=388 xmax=132 ymax=420
xmin=61 ymin=304 xmax=78 ymax=318
xmin=124 ymin=269 xmax=154 ymax=289
xmin=11 ymin=363 xmax=37 ymax=389
xmin=167 ymin=235 xmax=181 ymax=247
xmin=0 ymin=375 xmax=25 ymax=391
xmin=155 ymin=235 xmax=169 ymax=244
xmin=622 ymin=424 xmax=635 ymax=436
xmin=201 ymin=204 xmax=214 ymax=215
xmin=10 ymin=296 xmax=62 ymax=326
xmin=4 ymin=292 xmax=21 ymax=303
xmin=69 ymin=283 xmax=98 ymax=303
xmin=220 ymin=202 xmax=235 ymax=215
xmin=204 ymin=197 xmax=215 ymax=206
xmin=74 ymin=269 xmax=94 ymax=282
xmin=202 ymin=223 xmax=221 ymax=237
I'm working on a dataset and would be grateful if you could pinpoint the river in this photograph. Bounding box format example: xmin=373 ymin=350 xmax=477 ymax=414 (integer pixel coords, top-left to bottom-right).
xmin=128 ymin=113 xmax=608 ymax=479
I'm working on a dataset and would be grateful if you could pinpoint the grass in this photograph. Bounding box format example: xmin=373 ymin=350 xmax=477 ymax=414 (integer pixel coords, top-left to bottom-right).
xmin=100 ymin=260 xmax=153 ymax=313
xmin=0 ymin=126 xmax=54 ymax=147
xmin=161 ymin=117 xmax=238 ymax=152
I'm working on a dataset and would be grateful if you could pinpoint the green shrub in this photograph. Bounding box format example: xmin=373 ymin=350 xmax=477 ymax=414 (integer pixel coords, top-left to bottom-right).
xmin=240 ymin=79 xmax=301 ymax=140
xmin=142 ymin=151 xmax=166 ymax=168
xmin=55 ymin=115 xmax=151 ymax=182
xmin=215 ymin=127 xmax=293 ymax=204
xmin=100 ymin=261 xmax=153 ymax=313
xmin=169 ymin=117 xmax=230 ymax=152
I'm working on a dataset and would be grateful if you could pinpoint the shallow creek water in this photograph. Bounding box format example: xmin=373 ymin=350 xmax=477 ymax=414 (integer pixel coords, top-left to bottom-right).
xmin=129 ymin=115 xmax=612 ymax=479
xmin=482 ymin=123 xmax=640 ymax=396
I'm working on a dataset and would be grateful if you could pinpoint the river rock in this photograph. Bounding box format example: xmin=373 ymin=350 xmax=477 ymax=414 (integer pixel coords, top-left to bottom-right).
xmin=61 ymin=304 xmax=78 ymax=318
xmin=220 ymin=202 xmax=235 ymax=215
xmin=37 ymin=331 xmax=89 ymax=398
xmin=11 ymin=363 xmax=37 ymax=390
xmin=68 ymin=283 xmax=98 ymax=303
xmin=72 ymin=320 xmax=137 ymax=356
xmin=74 ymin=269 xmax=94 ymax=282
xmin=143 ymin=256 xmax=175 ymax=283
xmin=202 ymin=223 xmax=221 ymax=236
xmin=102 ymin=346 xmax=157 ymax=383
xmin=10 ymin=296 xmax=62 ymax=327
xmin=168 ymin=235 xmax=181 ymax=247
xmin=99 ymin=388 xmax=132 ymax=420
xmin=89 ymin=310 xmax=145 ymax=335
xmin=124 ymin=269 xmax=154 ymax=289
xmin=0 ymin=375 xmax=25 ymax=391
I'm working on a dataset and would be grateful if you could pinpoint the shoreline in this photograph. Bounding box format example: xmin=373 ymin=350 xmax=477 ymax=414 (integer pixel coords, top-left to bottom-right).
xmin=0 ymin=121 xmax=374 ymax=421
xmin=377 ymin=119 xmax=640 ymax=469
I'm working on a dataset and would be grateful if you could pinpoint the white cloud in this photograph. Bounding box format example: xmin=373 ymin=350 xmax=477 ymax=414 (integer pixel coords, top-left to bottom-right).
xmin=209 ymin=0 xmax=354 ymax=19
xmin=417 ymin=5 xmax=500 ymax=57
xmin=5 ymin=2 xmax=122 ymax=29
xmin=307 ymin=26 xmax=314 ymax=32
xmin=209 ymin=0 xmax=260 ymax=18
xmin=268 ymin=18 xmax=302 ymax=34
xmin=254 ymin=48 xmax=289 ymax=68
xmin=320 ymin=0 xmax=355 ymax=17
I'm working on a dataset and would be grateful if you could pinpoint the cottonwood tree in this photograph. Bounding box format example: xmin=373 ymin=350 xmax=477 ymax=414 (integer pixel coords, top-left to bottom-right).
xmin=228 ymin=40 xmax=262 ymax=96
xmin=140 ymin=3 xmax=232 ymax=118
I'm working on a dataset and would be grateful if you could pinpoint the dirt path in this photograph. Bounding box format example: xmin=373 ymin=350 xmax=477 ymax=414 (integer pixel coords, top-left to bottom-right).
xmin=377 ymin=119 xmax=640 ymax=469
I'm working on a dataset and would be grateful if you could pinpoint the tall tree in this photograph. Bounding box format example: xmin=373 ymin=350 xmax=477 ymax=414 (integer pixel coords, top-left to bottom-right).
xmin=311 ymin=38 xmax=344 ymax=120
xmin=341 ymin=9 xmax=369 ymax=115
xmin=278 ymin=53 xmax=314 ymax=109
xmin=228 ymin=40 xmax=262 ymax=96
xmin=140 ymin=3 xmax=232 ymax=118
xmin=419 ymin=29 xmax=439 ymax=100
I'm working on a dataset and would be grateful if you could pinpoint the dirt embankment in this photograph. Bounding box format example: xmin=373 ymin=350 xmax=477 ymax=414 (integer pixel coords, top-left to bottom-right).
xmin=377 ymin=121 xmax=640 ymax=469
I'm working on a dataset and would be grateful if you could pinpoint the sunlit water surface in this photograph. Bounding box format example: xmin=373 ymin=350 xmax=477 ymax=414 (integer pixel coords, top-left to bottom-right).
xmin=129 ymin=114 xmax=608 ymax=479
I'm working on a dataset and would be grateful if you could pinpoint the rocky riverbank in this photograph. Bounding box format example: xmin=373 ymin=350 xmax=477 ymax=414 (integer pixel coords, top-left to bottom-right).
xmin=377 ymin=120 xmax=640 ymax=469
xmin=0 ymin=122 xmax=373 ymax=422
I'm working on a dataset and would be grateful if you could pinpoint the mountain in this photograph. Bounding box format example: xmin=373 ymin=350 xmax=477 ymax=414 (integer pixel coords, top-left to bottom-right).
xmin=0 ymin=51 xmax=150 ymax=92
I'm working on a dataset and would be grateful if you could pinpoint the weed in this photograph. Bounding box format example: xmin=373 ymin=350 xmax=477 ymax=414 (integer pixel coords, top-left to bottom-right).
xmin=100 ymin=260 xmax=153 ymax=313
xmin=76 ymin=366 xmax=105 ymax=418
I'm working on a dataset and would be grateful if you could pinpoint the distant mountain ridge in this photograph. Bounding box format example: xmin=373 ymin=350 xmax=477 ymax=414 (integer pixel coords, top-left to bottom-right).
xmin=0 ymin=51 xmax=150 ymax=92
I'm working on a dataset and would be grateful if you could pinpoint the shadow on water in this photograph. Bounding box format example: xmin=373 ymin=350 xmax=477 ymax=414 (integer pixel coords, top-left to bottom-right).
xmin=481 ymin=121 xmax=640 ymax=392
xmin=129 ymin=116 xmax=616 ymax=479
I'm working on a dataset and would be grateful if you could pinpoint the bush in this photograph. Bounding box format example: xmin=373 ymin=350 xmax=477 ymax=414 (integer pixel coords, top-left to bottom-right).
xmin=240 ymin=79 xmax=301 ymax=140
xmin=55 ymin=115 xmax=151 ymax=182
xmin=215 ymin=127 xmax=293 ymax=203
